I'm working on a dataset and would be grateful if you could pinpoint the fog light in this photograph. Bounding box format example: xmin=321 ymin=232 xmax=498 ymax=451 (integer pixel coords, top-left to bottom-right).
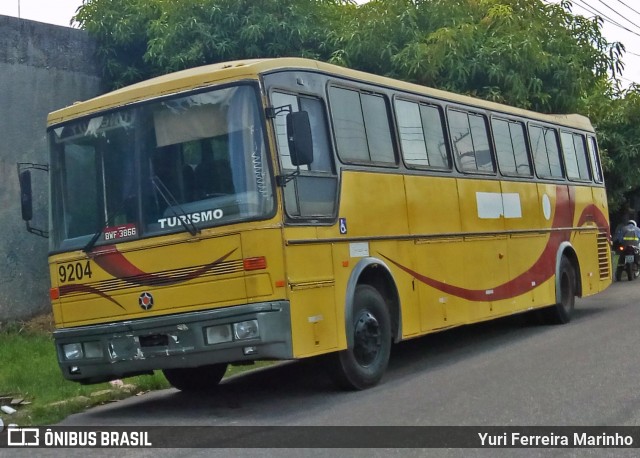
xmin=205 ymin=324 xmax=233 ymax=344
xmin=63 ymin=343 xmax=83 ymax=360
xmin=69 ymin=366 xmax=80 ymax=374
xmin=234 ymin=320 xmax=259 ymax=340
xmin=83 ymin=341 xmax=103 ymax=359
xmin=243 ymin=346 xmax=258 ymax=356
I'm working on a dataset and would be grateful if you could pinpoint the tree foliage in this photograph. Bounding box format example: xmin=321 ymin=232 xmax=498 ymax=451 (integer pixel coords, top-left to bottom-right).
xmin=581 ymin=84 xmax=640 ymax=213
xmin=329 ymin=0 xmax=623 ymax=113
xmin=75 ymin=0 xmax=621 ymax=110
xmin=74 ymin=0 xmax=346 ymax=88
xmin=74 ymin=0 xmax=635 ymax=212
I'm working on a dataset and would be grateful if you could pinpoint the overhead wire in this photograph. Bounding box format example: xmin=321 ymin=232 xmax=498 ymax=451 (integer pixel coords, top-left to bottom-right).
xmin=614 ymin=0 xmax=640 ymax=23
xmin=593 ymin=0 xmax=640 ymax=33
xmin=573 ymin=0 xmax=640 ymax=36
xmin=542 ymin=0 xmax=640 ymax=85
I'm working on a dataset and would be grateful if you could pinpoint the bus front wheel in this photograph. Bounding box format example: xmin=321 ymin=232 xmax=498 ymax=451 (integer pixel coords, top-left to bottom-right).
xmin=162 ymin=363 xmax=228 ymax=392
xmin=328 ymin=285 xmax=391 ymax=390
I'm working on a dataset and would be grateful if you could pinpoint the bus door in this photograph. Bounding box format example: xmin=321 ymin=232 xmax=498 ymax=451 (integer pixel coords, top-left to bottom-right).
xmin=270 ymin=88 xmax=340 ymax=357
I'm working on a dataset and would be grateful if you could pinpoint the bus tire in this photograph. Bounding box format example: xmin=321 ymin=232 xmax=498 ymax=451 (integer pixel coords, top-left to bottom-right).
xmin=162 ymin=363 xmax=228 ymax=392
xmin=329 ymin=285 xmax=391 ymax=390
xmin=542 ymin=256 xmax=576 ymax=325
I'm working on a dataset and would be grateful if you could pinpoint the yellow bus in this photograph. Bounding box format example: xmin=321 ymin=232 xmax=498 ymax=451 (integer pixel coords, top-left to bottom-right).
xmin=19 ymin=58 xmax=611 ymax=391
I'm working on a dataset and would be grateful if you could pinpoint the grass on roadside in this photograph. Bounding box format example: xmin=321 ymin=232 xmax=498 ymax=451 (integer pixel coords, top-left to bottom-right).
xmin=0 ymin=316 xmax=170 ymax=426
xmin=0 ymin=314 xmax=271 ymax=426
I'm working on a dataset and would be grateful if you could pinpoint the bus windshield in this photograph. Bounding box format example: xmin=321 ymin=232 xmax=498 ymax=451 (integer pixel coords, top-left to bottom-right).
xmin=48 ymin=84 xmax=274 ymax=251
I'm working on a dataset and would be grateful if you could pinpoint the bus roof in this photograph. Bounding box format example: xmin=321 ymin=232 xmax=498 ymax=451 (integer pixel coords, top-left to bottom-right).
xmin=47 ymin=57 xmax=594 ymax=132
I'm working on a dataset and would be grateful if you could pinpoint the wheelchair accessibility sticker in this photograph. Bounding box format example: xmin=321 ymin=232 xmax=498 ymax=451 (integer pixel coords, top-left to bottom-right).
xmin=339 ymin=218 xmax=347 ymax=235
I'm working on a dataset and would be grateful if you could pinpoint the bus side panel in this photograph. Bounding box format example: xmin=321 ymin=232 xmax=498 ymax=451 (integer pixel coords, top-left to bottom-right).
xmin=571 ymin=185 xmax=602 ymax=296
xmin=456 ymin=178 xmax=509 ymax=323
xmin=592 ymin=186 xmax=612 ymax=290
xmin=335 ymin=171 xmax=409 ymax=238
xmin=500 ymin=180 xmax=546 ymax=312
xmin=284 ymin=239 xmax=338 ymax=358
xmin=327 ymin=171 xmax=422 ymax=339
xmin=404 ymin=175 xmax=461 ymax=332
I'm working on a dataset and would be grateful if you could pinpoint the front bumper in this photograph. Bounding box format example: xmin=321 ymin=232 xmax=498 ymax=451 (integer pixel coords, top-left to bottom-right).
xmin=54 ymin=301 xmax=292 ymax=384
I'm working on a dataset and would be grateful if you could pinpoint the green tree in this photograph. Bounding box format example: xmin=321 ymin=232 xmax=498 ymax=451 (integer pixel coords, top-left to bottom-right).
xmin=330 ymin=0 xmax=623 ymax=113
xmin=74 ymin=0 xmax=163 ymax=87
xmin=75 ymin=0 xmax=622 ymax=113
xmin=581 ymin=84 xmax=640 ymax=212
xmin=74 ymin=0 xmax=347 ymax=88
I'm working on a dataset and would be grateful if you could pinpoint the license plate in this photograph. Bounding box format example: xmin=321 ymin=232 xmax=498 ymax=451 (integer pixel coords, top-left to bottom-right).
xmin=625 ymin=255 xmax=635 ymax=264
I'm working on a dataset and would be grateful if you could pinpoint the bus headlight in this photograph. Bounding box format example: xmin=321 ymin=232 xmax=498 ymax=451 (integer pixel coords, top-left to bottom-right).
xmin=205 ymin=324 xmax=233 ymax=344
xmin=233 ymin=320 xmax=259 ymax=340
xmin=62 ymin=342 xmax=103 ymax=360
xmin=62 ymin=343 xmax=83 ymax=360
xmin=83 ymin=341 xmax=104 ymax=359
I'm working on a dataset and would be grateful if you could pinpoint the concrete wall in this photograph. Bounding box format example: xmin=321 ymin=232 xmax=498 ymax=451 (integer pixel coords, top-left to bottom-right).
xmin=0 ymin=15 xmax=103 ymax=321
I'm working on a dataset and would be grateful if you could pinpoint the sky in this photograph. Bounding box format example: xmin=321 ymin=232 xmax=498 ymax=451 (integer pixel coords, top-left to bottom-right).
xmin=0 ymin=0 xmax=637 ymax=87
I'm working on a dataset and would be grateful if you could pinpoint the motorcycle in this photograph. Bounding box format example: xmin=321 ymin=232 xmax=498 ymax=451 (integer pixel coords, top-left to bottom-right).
xmin=614 ymin=243 xmax=640 ymax=281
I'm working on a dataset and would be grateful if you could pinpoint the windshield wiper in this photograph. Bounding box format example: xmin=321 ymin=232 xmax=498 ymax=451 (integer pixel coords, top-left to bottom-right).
xmin=150 ymin=175 xmax=199 ymax=236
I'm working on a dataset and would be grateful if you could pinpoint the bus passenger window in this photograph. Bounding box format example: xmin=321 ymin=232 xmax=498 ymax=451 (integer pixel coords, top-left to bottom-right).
xmin=587 ymin=136 xmax=603 ymax=183
xmin=329 ymin=87 xmax=395 ymax=165
xmin=421 ymin=104 xmax=449 ymax=169
xmin=573 ymin=134 xmax=590 ymax=180
xmin=492 ymin=118 xmax=531 ymax=176
xmin=448 ymin=109 xmax=494 ymax=173
xmin=561 ymin=132 xmax=590 ymax=181
xmin=395 ymin=99 xmax=449 ymax=169
xmin=530 ymin=125 xmax=563 ymax=179
xmin=361 ymin=93 xmax=395 ymax=164
xmin=396 ymin=100 xmax=428 ymax=166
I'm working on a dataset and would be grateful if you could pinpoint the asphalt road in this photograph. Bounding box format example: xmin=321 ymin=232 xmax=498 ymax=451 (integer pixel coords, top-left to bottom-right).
xmin=7 ymin=279 xmax=640 ymax=456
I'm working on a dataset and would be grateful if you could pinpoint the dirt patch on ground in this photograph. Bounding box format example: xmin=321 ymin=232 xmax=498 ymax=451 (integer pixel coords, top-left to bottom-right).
xmin=0 ymin=312 xmax=55 ymax=334
xmin=23 ymin=312 xmax=55 ymax=333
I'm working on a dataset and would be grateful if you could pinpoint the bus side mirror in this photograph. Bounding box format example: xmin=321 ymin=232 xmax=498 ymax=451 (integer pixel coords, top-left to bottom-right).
xmin=286 ymin=111 xmax=313 ymax=166
xmin=19 ymin=170 xmax=33 ymax=221
xmin=17 ymin=162 xmax=49 ymax=238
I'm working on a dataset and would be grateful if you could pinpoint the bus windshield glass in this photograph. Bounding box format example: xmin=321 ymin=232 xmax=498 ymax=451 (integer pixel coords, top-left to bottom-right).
xmin=48 ymin=84 xmax=274 ymax=251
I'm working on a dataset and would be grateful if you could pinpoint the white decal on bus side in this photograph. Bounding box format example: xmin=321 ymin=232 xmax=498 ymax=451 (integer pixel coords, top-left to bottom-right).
xmin=349 ymin=242 xmax=370 ymax=258
xmin=476 ymin=192 xmax=522 ymax=219
xmin=542 ymin=194 xmax=552 ymax=220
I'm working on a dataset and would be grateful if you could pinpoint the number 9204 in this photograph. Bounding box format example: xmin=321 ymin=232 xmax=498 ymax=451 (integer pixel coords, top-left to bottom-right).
xmin=58 ymin=261 xmax=92 ymax=283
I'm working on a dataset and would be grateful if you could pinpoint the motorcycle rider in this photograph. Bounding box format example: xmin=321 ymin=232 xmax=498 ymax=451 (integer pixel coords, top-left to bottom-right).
xmin=613 ymin=219 xmax=640 ymax=247
xmin=613 ymin=220 xmax=640 ymax=271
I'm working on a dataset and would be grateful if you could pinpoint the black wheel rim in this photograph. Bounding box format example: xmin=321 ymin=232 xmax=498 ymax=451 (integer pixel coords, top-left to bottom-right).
xmin=353 ymin=310 xmax=382 ymax=366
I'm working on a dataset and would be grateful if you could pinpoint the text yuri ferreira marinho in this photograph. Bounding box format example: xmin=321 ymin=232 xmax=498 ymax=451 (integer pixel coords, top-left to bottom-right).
xmin=479 ymin=432 xmax=634 ymax=447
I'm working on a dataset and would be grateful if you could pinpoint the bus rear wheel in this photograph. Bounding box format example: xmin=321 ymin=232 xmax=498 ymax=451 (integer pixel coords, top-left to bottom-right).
xmin=541 ymin=256 xmax=576 ymax=325
xmin=162 ymin=363 xmax=228 ymax=392
xmin=328 ymin=285 xmax=391 ymax=390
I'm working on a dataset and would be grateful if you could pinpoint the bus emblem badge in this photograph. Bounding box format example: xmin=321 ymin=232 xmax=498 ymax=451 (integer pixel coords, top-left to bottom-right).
xmin=138 ymin=292 xmax=154 ymax=311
